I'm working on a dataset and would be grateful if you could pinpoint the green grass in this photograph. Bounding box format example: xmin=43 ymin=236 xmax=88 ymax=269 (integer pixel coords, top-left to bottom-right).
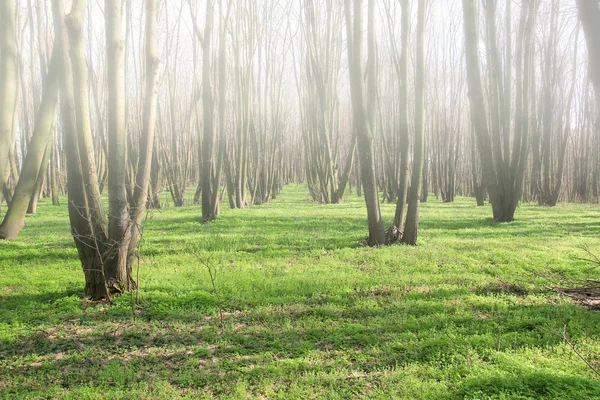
xmin=1 ymin=185 xmax=600 ymax=399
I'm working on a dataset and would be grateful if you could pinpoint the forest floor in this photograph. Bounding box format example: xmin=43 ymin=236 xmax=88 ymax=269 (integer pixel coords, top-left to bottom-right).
xmin=1 ymin=185 xmax=600 ymax=399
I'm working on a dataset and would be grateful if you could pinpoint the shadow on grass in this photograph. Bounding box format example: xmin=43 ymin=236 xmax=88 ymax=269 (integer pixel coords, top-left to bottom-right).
xmin=452 ymin=371 xmax=600 ymax=399
xmin=144 ymin=213 xmax=369 ymax=254
xmin=2 ymin=294 xmax=600 ymax=398
xmin=421 ymin=217 xmax=600 ymax=239
xmin=4 ymin=188 xmax=600 ymax=397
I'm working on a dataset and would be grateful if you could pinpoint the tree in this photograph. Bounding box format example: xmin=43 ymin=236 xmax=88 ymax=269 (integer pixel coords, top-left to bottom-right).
xmin=0 ymin=50 xmax=59 ymax=239
xmin=49 ymin=0 xmax=159 ymax=300
xmin=382 ymin=0 xmax=410 ymax=234
xmin=298 ymin=0 xmax=355 ymax=204
xmin=344 ymin=0 xmax=386 ymax=246
xmin=401 ymin=0 xmax=427 ymax=245
xmin=126 ymin=0 xmax=160 ymax=274
xmin=461 ymin=0 xmax=538 ymax=222
xmin=0 ymin=0 xmax=19 ymax=204
xmin=52 ymin=0 xmax=110 ymax=300
xmin=576 ymin=0 xmax=600 ymax=127
xmin=534 ymin=0 xmax=579 ymax=206
xmin=105 ymin=0 xmax=134 ymax=291
xmin=188 ymin=0 xmax=220 ymax=221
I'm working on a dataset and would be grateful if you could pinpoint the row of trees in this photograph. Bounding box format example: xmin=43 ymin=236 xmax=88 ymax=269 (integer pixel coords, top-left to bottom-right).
xmin=0 ymin=0 xmax=599 ymax=299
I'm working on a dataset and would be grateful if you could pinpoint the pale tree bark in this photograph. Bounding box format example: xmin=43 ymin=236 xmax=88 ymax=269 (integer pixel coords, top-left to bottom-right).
xmin=401 ymin=0 xmax=427 ymax=246
xmin=66 ymin=0 xmax=107 ymax=234
xmin=189 ymin=0 xmax=232 ymax=219
xmin=105 ymin=0 xmax=134 ymax=292
xmin=226 ymin=0 xmax=256 ymax=209
xmin=24 ymin=4 xmax=52 ymax=215
xmin=536 ymin=2 xmax=578 ymax=206
xmin=0 ymin=0 xmax=19 ymax=204
xmin=299 ymin=0 xmax=353 ymax=204
xmin=518 ymin=0 xmax=537 ymax=205
xmin=188 ymin=0 xmax=217 ymax=216
xmin=462 ymin=0 xmax=537 ymax=222
xmin=200 ymin=0 xmax=217 ymax=221
xmin=52 ymin=0 xmax=110 ymax=300
xmin=162 ymin=2 xmax=189 ymax=208
xmin=126 ymin=0 xmax=160 ymax=273
xmin=462 ymin=0 xmax=500 ymax=218
xmin=26 ymin=143 xmax=50 ymax=214
xmin=249 ymin=0 xmax=289 ymax=205
xmin=0 ymin=50 xmax=59 ymax=239
xmin=539 ymin=0 xmax=558 ymax=205
xmin=50 ymin=137 xmax=60 ymax=206
xmin=383 ymin=0 xmax=410 ymax=233
xmin=210 ymin=0 xmax=232 ymax=212
xmin=54 ymin=0 xmax=155 ymax=300
xmin=344 ymin=0 xmax=386 ymax=246
xmin=44 ymin=0 xmax=61 ymax=206
xmin=576 ymin=0 xmax=600 ymax=136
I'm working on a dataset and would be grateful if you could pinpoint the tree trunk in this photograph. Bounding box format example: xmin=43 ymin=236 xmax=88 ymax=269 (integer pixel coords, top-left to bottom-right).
xmin=576 ymin=0 xmax=600 ymax=152
xmin=344 ymin=0 xmax=386 ymax=246
xmin=27 ymin=143 xmax=51 ymax=215
xmin=50 ymin=137 xmax=60 ymax=206
xmin=105 ymin=0 xmax=134 ymax=292
xmin=0 ymin=50 xmax=59 ymax=239
xmin=0 ymin=0 xmax=19 ymax=200
xmin=462 ymin=0 xmax=536 ymax=222
xmin=126 ymin=0 xmax=160 ymax=275
xmin=52 ymin=0 xmax=110 ymax=301
xmin=401 ymin=0 xmax=427 ymax=246
xmin=393 ymin=0 xmax=411 ymax=233
xmin=197 ymin=0 xmax=217 ymax=221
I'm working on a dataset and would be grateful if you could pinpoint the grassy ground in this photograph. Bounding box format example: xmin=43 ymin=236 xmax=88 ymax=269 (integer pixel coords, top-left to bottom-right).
xmin=1 ymin=185 xmax=600 ymax=399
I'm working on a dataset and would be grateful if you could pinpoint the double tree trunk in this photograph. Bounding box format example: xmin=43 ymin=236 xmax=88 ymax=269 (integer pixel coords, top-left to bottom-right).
xmin=462 ymin=0 xmax=537 ymax=222
xmin=26 ymin=142 xmax=51 ymax=215
xmin=344 ymin=0 xmax=386 ymax=246
xmin=51 ymin=0 xmax=157 ymax=300
xmin=189 ymin=0 xmax=221 ymax=221
xmin=401 ymin=0 xmax=427 ymax=245
xmin=463 ymin=0 xmax=502 ymax=219
xmin=52 ymin=0 xmax=110 ymax=300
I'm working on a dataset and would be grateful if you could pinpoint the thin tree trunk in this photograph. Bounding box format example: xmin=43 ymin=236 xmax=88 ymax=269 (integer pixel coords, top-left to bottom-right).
xmin=126 ymin=0 xmax=160 ymax=273
xmin=27 ymin=143 xmax=51 ymax=215
xmin=0 ymin=0 xmax=19 ymax=199
xmin=0 ymin=50 xmax=59 ymax=239
xmin=393 ymin=0 xmax=411 ymax=233
xmin=576 ymin=0 xmax=600 ymax=157
xmin=50 ymin=134 xmax=60 ymax=205
xmin=105 ymin=0 xmax=134 ymax=292
xmin=401 ymin=0 xmax=427 ymax=246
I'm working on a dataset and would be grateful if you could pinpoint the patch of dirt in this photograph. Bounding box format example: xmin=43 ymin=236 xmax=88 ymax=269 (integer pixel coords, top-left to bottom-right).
xmin=352 ymin=287 xmax=392 ymax=298
xmin=476 ymin=281 xmax=529 ymax=297
xmin=547 ymin=282 xmax=600 ymax=310
xmin=0 ymin=285 xmax=19 ymax=295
